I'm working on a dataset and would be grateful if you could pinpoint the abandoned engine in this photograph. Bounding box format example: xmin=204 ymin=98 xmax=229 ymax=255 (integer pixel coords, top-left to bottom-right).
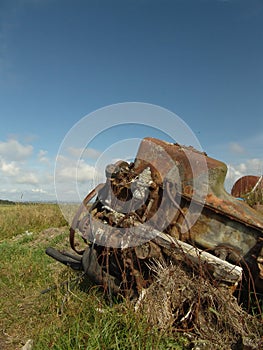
xmin=46 ymin=137 xmax=263 ymax=298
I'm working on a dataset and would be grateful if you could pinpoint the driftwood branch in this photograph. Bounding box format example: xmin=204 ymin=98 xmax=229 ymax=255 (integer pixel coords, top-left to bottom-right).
xmin=134 ymin=224 xmax=243 ymax=285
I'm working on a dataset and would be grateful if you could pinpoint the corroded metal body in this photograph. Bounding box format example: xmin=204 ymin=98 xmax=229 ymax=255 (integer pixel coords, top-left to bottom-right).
xmin=133 ymin=138 xmax=263 ymax=291
xmin=46 ymin=137 xmax=263 ymax=295
xmin=231 ymin=175 xmax=263 ymax=198
xmin=231 ymin=175 xmax=263 ymax=216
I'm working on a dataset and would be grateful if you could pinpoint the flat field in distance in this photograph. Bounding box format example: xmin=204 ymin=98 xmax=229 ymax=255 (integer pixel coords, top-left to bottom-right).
xmin=0 ymin=203 xmax=67 ymax=240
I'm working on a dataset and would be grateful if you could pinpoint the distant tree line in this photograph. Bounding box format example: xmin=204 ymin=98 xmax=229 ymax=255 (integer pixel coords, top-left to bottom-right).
xmin=0 ymin=199 xmax=16 ymax=205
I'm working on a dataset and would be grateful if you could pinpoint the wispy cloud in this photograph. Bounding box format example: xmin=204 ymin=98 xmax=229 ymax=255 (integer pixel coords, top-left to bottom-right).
xmin=57 ymin=159 xmax=98 ymax=183
xmin=228 ymin=142 xmax=245 ymax=154
xmin=0 ymin=138 xmax=33 ymax=160
xmin=67 ymin=146 xmax=102 ymax=160
xmin=0 ymin=158 xmax=20 ymax=176
xmin=32 ymin=188 xmax=47 ymax=194
xmin=16 ymin=172 xmax=39 ymax=185
xmin=54 ymin=146 xmax=105 ymax=202
xmin=210 ymin=130 xmax=262 ymax=161
xmin=204 ymin=131 xmax=262 ymax=192
xmin=37 ymin=149 xmax=49 ymax=164
xmin=0 ymin=137 xmax=54 ymax=201
xmin=226 ymin=158 xmax=263 ymax=191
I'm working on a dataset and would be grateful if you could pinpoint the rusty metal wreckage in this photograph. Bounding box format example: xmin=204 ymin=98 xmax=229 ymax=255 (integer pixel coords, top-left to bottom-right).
xmin=46 ymin=137 xmax=263 ymax=301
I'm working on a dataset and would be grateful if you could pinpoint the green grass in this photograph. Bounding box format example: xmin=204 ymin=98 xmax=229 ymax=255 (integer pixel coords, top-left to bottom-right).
xmin=1 ymin=203 xmax=261 ymax=350
xmin=243 ymin=187 xmax=263 ymax=207
xmin=0 ymin=203 xmax=67 ymax=240
xmin=0 ymin=204 xmax=188 ymax=350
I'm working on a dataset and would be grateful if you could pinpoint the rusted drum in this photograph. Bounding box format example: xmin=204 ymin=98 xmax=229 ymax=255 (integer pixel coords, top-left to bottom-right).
xmin=231 ymin=175 xmax=263 ymax=198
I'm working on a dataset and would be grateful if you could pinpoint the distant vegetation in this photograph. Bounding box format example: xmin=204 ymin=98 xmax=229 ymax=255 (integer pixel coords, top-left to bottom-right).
xmin=244 ymin=186 xmax=263 ymax=207
xmin=0 ymin=202 xmax=67 ymax=240
xmin=0 ymin=199 xmax=16 ymax=205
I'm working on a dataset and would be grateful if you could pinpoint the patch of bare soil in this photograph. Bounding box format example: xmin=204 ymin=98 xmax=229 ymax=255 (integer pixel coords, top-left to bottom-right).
xmin=12 ymin=226 xmax=70 ymax=250
xmin=29 ymin=226 xmax=68 ymax=247
xmin=136 ymin=261 xmax=263 ymax=350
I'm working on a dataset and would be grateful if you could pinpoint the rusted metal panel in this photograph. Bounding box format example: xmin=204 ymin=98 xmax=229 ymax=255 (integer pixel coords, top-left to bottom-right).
xmin=133 ymin=138 xmax=263 ymax=292
xmin=134 ymin=137 xmax=263 ymax=232
xmin=231 ymin=175 xmax=263 ymax=198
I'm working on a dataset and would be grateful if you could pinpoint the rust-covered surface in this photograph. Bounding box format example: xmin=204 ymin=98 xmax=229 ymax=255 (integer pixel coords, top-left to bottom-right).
xmin=231 ymin=175 xmax=263 ymax=198
xmin=132 ymin=138 xmax=263 ymax=292
xmin=134 ymin=138 xmax=263 ymax=232
xmin=46 ymin=137 xmax=263 ymax=298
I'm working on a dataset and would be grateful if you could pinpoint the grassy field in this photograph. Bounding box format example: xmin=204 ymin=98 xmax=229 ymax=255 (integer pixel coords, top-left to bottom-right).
xmin=0 ymin=203 xmax=188 ymax=350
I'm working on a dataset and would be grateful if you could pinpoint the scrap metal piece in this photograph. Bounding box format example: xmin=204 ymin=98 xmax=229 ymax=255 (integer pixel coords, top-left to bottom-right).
xmin=231 ymin=175 xmax=263 ymax=214
xmin=231 ymin=175 xmax=263 ymax=198
xmin=134 ymin=138 xmax=263 ymax=232
xmin=46 ymin=137 xmax=263 ymax=297
xmin=134 ymin=138 xmax=263 ymax=260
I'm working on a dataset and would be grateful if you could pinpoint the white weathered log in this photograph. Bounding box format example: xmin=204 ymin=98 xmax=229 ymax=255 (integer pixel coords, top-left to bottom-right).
xmin=21 ymin=339 xmax=33 ymax=350
xmin=134 ymin=224 xmax=243 ymax=285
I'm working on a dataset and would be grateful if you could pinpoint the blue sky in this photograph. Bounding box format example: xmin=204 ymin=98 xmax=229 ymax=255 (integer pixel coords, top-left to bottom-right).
xmin=0 ymin=0 xmax=262 ymax=202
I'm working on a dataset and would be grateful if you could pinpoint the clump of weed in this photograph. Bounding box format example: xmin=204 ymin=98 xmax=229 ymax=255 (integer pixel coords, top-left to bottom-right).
xmin=136 ymin=261 xmax=263 ymax=349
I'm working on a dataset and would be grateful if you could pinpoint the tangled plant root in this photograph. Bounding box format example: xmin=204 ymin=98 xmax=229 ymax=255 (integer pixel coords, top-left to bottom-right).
xmin=136 ymin=261 xmax=263 ymax=349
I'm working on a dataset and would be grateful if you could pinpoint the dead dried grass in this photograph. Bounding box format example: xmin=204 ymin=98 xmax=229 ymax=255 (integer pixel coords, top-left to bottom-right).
xmin=136 ymin=260 xmax=263 ymax=349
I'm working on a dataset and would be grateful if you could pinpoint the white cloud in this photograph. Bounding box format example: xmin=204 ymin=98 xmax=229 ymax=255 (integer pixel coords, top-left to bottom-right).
xmin=0 ymin=137 xmax=56 ymax=201
xmin=208 ymin=130 xmax=262 ymax=194
xmin=0 ymin=138 xmax=33 ymax=160
xmin=1 ymin=188 xmax=19 ymax=194
xmin=57 ymin=159 xmax=98 ymax=183
xmin=37 ymin=149 xmax=49 ymax=164
xmin=228 ymin=142 xmax=245 ymax=154
xmin=16 ymin=172 xmax=39 ymax=185
xmin=38 ymin=149 xmax=47 ymax=158
xmin=225 ymin=158 xmax=263 ymax=192
xmin=0 ymin=158 xmax=20 ymax=176
xmin=77 ymin=159 xmax=100 ymax=182
xmin=31 ymin=188 xmax=47 ymax=194
xmin=54 ymin=153 xmax=105 ymax=202
xmin=67 ymin=146 xmax=101 ymax=160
